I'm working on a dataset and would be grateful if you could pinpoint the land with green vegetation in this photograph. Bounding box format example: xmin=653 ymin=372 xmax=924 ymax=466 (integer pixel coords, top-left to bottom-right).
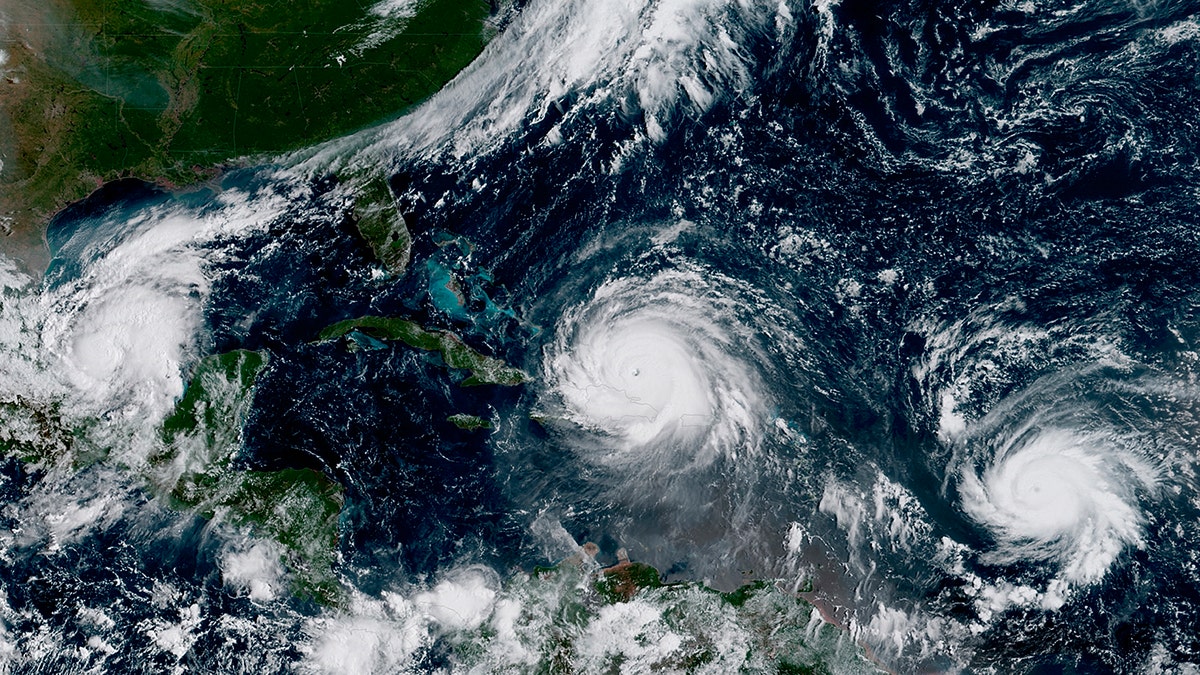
xmin=0 ymin=349 xmax=345 ymax=603
xmin=495 ymin=555 xmax=878 ymax=674
xmin=594 ymin=560 xmax=664 ymax=603
xmin=0 ymin=396 xmax=83 ymax=466
xmin=0 ymin=0 xmax=494 ymax=273
xmin=352 ymin=177 xmax=412 ymax=276
xmin=447 ymin=413 xmax=492 ymax=430
xmin=0 ymin=0 xmax=499 ymax=600
xmin=319 ymin=315 xmax=528 ymax=385
xmin=153 ymin=349 xmax=344 ymax=604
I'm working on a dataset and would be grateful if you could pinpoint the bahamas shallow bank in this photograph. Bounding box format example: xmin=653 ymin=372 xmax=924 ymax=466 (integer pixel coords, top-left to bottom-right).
xmin=3 ymin=0 xmax=1200 ymax=672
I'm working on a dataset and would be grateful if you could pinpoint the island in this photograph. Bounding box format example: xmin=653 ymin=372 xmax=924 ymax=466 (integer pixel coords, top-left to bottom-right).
xmin=318 ymin=315 xmax=528 ymax=386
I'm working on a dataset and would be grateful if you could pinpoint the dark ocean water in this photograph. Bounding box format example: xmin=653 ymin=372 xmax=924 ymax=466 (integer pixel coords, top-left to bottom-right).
xmin=4 ymin=0 xmax=1200 ymax=672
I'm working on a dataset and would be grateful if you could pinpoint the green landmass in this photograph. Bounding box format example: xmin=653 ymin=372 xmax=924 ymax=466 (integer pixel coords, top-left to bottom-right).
xmin=467 ymin=560 xmax=879 ymax=674
xmin=595 ymin=561 xmax=663 ymax=603
xmin=0 ymin=350 xmax=345 ymax=602
xmin=0 ymin=395 xmax=114 ymax=469
xmin=173 ymin=466 xmax=343 ymax=604
xmin=721 ymin=579 xmax=772 ymax=607
xmin=0 ymin=397 xmax=77 ymax=465
xmin=352 ymin=177 xmax=412 ymax=276
xmin=318 ymin=315 xmax=528 ymax=386
xmin=0 ymin=0 xmax=494 ymax=271
xmin=161 ymin=349 xmax=268 ymax=443
xmin=447 ymin=413 xmax=492 ymax=430
xmin=154 ymin=349 xmax=344 ymax=604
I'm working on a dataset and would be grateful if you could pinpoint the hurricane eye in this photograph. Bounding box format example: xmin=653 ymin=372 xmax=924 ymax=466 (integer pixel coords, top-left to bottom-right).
xmin=541 ymin=265 xmax=768 ymax=471
xmin=957 ymin=429 xmax=1153 ymax=585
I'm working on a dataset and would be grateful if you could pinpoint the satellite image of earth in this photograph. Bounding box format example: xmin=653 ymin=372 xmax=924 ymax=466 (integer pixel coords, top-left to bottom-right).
xmin=2 ymin=0 xmax=1200 ymax=671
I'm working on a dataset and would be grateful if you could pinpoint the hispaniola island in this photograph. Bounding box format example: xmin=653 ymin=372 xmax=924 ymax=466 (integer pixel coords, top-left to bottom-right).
xmin=1 ymin=0 xmax=1200 ymax=672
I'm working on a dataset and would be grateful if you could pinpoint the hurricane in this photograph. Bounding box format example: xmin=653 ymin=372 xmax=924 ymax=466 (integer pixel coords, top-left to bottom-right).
xmin=958 ymin=424 xmax=1156 ymax=586
xmin=494 ymin=223 xmax=818 ymax=586
xmin=4 ymin=0 xmax=1200 ymax=671
xmin=543 ymin=262 xmax=765 ymax=470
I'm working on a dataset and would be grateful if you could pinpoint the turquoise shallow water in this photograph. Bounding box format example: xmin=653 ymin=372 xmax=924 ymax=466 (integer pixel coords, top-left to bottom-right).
xmin=4 ymin=0 xmax=1200 ymax=671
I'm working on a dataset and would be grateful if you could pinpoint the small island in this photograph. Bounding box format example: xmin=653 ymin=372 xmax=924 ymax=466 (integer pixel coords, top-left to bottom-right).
xmin=447 ymin=413 xmax=494 ymax=431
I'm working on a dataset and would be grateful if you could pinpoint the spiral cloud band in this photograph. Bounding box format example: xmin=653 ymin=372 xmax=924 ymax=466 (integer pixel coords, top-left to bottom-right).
xmin=543 ymin=265 xmax=765 ymax=472
xmin=958 ymin=426 xmax=1157 ymax=585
